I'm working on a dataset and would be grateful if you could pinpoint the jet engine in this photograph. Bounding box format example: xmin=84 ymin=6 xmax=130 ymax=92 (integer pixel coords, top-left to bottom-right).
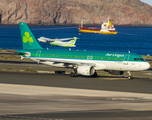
xmin=105 ymin=70 xmax=124 ymax=75
xmin=77 ymin=66 xmax=95 ymax=76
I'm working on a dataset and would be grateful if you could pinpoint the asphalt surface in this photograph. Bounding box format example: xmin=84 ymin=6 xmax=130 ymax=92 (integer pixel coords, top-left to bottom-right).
xmin=0 ymin=71 xmax=152 ymax=94
xmin=1 ymin=110 xmax=152 ymax=120
xmin=0 ymin=59 xmax=37 ymax=64
xmin=0 ymin=71 xmax=152 ymax=120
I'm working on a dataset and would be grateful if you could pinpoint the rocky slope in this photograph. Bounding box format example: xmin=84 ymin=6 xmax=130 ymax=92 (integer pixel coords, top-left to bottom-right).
xmin=0 ymin=0 xmax=152 ymax=25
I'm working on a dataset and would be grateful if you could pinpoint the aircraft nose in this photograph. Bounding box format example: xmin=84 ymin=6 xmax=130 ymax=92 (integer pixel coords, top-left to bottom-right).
xmin=142 ymin=62 xmax=150 ymax=70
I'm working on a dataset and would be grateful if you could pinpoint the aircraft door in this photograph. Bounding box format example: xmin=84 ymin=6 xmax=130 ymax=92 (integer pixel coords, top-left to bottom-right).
xmin=87 ymin=55 xmax=90 ymax=60
xmin=87 ymin=55 xmax=93 ymax=61
xmin=36 ymin=50 xmax=41 ymax=58
xmin=90 ymin=55 xmax=93 ymax=60
xmin=123 ymin=54 xmax=130 ymax=65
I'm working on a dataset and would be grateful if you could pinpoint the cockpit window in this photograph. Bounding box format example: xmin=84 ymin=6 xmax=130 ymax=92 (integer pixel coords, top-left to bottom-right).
xmin=134 ymin=58 xmax=145 ymax=61
xmin=140 ymin=58 xmax=145 ymax=61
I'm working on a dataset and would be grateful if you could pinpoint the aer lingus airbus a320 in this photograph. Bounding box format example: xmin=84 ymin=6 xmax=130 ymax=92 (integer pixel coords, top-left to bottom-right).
xmin=16 ymin=22 xmax=150 ymax=79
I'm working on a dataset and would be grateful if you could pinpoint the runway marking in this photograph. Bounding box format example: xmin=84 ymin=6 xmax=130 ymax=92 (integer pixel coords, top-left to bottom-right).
xmin=0 ymin=83 xmax=152 ymax=99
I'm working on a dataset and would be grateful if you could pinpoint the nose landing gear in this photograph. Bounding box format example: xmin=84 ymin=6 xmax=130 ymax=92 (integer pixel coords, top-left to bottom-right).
xmin=127 ymin=71 xmax=132 ymax=80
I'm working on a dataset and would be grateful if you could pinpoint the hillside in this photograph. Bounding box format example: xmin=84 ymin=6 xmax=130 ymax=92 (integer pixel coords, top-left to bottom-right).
xmin=0 ymin=0 xmax=152 ymax=25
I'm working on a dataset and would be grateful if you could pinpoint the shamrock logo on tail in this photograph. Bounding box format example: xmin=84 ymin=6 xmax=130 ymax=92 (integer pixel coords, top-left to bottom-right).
xmin=23 ymin=32 xmax=33 ymax=45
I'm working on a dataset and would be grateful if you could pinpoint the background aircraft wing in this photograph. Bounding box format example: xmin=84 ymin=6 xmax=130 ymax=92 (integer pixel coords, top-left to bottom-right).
xmin=38 ymin=37 xmax=73 ymax=42
xmin=38 ymin=37 xmax=54 ymax=42
xmin=54 ymin=38 xmax=73 ymax=41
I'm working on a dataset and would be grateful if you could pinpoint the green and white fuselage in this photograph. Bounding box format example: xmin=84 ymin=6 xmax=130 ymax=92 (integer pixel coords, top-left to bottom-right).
xmin=16 ymin=22 xmax=150 ymax=79
xmin=16 ymin=49 xmax=150 ymax=71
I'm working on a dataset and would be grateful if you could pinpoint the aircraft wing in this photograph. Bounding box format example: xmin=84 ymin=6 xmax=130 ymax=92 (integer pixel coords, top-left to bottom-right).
xmin=54 ymin=38 xmax=73 ymax=41
xmin=38 ymin=37 xmax=54 ymax=42
xmin=36 ymin=58 xmax=96 ymax=67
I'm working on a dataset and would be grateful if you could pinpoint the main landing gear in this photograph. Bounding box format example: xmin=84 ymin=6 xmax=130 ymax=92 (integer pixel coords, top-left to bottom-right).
xmin=91 ymin=71 xmax=97 ymax=77
xmin=70 ymin=69 xmax=77 ymax=77
xmin=70 ymin=72 xmax=77 ymax=77
xmin=70 ymin=69 xmax=98 ymax=77
xmin=127 ymin=71 xmax=132 ymax=80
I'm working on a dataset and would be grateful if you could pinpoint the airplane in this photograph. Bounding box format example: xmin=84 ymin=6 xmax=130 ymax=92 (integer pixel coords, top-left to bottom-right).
xmin=38 ymin=37 xmax=77 ymax=47
xmin=16 ymin=22 xmax=150 ymax=79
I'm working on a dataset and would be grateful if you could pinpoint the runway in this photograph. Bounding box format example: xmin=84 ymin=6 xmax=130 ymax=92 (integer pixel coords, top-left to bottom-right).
xmin=0 ymin=71 xmax=152 ymax=120
xmin=0 ymin=71 xmax=152 ymax=93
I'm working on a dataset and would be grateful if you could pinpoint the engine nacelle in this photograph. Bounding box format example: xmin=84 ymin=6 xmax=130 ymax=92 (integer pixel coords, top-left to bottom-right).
xmin=77 ymin=66 xmax=95 ymax=76
xmin=105 ymin=70 xmax=124 ymax=75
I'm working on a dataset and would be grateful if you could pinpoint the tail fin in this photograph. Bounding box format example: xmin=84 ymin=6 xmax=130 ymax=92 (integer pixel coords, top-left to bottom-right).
xmin=19 ymin=22 xmax=43 ymax=50
xmin=69 ymin=37 xmax=77 ymax=45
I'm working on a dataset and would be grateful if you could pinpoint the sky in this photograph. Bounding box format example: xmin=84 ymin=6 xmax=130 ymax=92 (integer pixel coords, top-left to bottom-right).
xmin=140 ymin=0 xmax=152 ymax=6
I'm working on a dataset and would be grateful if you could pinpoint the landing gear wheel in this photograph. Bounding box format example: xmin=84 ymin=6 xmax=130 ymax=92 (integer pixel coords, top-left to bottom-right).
xmin=74 ymin=73 xmax=77 ymax=77
xmin=91 ymin=72 xmax=97 ymax=77
xmin=127 ymin=71 xmax=132 ymax=80
xmin=70 ymin=72 xmax=77 ymax=77
xmin=70 ymin=72 xmax=75 ymax=77
xmin=128 ymin=76 xmax=132 ymax=80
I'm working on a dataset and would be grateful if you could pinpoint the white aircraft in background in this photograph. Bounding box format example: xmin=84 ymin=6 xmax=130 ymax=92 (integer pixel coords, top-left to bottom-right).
xmin=38 ymin=37 xmax=77 ymax=47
